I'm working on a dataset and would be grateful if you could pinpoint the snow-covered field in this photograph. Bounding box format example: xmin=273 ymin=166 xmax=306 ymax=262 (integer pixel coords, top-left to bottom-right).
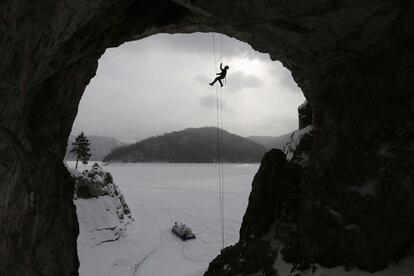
xmin=67 ymin=162 xmax=259 ymax=276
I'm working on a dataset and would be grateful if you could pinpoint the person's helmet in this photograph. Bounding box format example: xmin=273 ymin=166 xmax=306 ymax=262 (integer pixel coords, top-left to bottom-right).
xmin=225 ymin=65 xmax=229 ymax=69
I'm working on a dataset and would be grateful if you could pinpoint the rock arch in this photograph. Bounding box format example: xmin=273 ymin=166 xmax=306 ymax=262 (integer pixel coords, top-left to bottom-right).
xmin=0 ymin=1 xmax=413 ymax=275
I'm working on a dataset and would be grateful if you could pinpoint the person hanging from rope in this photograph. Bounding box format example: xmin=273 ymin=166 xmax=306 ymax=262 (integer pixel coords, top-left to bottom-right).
xmin=209 ymin=63 xmax=229 ymax=87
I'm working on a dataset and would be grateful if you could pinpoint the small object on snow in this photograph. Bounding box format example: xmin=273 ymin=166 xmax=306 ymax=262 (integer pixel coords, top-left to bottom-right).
xmin=172 ymin=222 xmax=195 ymax=241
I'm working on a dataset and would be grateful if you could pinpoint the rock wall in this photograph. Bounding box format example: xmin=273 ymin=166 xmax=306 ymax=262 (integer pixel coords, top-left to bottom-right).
xmin=0 ymin=1 xmax=413 ymax=275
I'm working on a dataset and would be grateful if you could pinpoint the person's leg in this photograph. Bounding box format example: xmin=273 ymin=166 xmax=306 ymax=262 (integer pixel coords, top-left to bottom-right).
xmin=210 ymin=77 xmax=219 ymax=86
xmin=218 ymin=79 xmax=223 ymax=87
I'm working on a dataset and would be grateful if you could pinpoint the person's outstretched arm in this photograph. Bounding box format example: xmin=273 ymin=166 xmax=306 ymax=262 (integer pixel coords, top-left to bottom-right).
xmin=220 ymin=63 xmax=223 ymax=70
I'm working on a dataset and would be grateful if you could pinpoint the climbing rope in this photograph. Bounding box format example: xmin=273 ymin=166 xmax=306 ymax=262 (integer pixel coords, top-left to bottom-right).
xmin=211 ymin=33 xmax=225 ymax=249
xmin=219 ymin=34 xmax=225 ymax=251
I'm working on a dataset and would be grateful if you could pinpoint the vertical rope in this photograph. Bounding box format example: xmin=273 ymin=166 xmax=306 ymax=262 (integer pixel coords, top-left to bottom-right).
xmin=212 ymin=33 xmax=217 ymax=76
xmin=220 ymin=34 xmax=223 ymax=62
xmin=219 ymin=34 xmax=225 ymax=250
xmin=212 ymin=33 xmax=225 ymax=249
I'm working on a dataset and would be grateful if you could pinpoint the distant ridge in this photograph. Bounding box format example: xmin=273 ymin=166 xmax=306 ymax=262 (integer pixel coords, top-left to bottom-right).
xmin=65 ymin=135 xmax=127 ymax=161
xmin=248 ymin=132 xmax=293 ymax=150
xmin=103 ymin=127 xmax=267 ymax=163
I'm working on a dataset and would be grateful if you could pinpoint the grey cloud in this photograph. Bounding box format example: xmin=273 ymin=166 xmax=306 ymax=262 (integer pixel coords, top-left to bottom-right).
xmin=268 ymin=65 xmax=301 ymax=93
xmin=199 ymin=95 xmax=217 ymax=109
xmin=227 ymin=71 xmax=261 ymax=92
xmin=199 ymin=95 xmax=230 ymax=112
xmin=256 ymin=115 xmax=299 ymax=134
xmin=73 ymin=33 xmax=304 ymax=142
xmin=278 ymin=71 xmax=300 ymax=91
xmin=194 ymin=74 xmax=210 ymax=85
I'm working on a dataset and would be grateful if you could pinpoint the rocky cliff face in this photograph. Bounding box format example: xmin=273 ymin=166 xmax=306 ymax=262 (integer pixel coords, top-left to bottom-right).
xmin=0 ymin=1 xmax=413 ymax=275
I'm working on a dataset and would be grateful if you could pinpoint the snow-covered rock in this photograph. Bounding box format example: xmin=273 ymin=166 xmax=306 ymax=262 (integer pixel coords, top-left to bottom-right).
xmin=69 ymin=163 xmax=133 ymax=248
xmin=73 ymin=162 xmax=118 ymax=198
xmin=283 ymin=125 xmax=314 ymax=166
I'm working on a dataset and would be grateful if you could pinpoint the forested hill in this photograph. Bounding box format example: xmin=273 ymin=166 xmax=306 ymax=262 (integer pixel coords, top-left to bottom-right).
xmin=103 ymin=127 xmax=267 ymax=163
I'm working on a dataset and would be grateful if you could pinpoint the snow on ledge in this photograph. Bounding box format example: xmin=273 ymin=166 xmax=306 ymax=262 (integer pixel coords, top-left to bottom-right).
xmin=283 ymin=125 xmax=314 ymax=163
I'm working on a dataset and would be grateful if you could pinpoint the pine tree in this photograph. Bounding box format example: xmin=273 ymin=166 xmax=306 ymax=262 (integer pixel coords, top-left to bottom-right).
xmin=70 ymin=132 xmax=91 ymax=170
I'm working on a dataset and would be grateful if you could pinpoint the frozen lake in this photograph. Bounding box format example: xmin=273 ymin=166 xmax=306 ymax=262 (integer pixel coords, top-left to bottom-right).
xmin=67 ymin=162 xmax=259 ymax=276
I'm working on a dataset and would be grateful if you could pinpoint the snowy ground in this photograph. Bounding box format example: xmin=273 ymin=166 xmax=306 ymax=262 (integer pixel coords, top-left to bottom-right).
xmin=67 ymin=162 xmax=259 ymax=276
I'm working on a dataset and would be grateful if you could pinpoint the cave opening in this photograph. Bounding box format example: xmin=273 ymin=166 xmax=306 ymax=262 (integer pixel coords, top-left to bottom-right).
xmin=4 ymin=2 xmax=412 ymax=275
xmin=65 ymin=32 xmax=305 ymax=275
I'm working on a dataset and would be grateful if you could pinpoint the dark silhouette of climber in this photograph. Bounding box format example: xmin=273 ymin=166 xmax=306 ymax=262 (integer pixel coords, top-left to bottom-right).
xmin=209 ymin=63 xmax=229 ymax=87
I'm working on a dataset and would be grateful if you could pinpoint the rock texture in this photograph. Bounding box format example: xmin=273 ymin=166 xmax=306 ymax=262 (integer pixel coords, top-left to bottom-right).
xmin=0 ymin=1 xmax=413 ymax=275
xmin=206 ymin=149 xmax=303 ymax=276
xmin=298 ymin=100 xmax=312 ymax=129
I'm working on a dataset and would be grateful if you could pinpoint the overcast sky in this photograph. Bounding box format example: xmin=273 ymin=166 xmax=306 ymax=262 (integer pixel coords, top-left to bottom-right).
xmin=71 ymin=33 xmax=305 ymax=143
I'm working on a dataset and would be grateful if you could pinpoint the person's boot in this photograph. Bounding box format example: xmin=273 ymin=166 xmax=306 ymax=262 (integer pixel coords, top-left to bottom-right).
xmin=209 ymin=82 xmax=213 ymax=86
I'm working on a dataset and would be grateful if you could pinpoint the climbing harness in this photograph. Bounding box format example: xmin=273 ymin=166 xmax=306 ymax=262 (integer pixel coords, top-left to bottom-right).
xmin=211 ymin=33 xmax=225 ymax=249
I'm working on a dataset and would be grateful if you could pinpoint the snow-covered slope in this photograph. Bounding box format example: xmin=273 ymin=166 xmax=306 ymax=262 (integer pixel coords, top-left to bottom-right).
xmin=67 ymin=162 xmax=258 ymax=276
xmin=69 ymin=163 xmax=133 ymax=248
xmin=76 ymin=195 xmax=131 ymax=248
xmin=69 ymin=162 xmax=414 ymax=276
